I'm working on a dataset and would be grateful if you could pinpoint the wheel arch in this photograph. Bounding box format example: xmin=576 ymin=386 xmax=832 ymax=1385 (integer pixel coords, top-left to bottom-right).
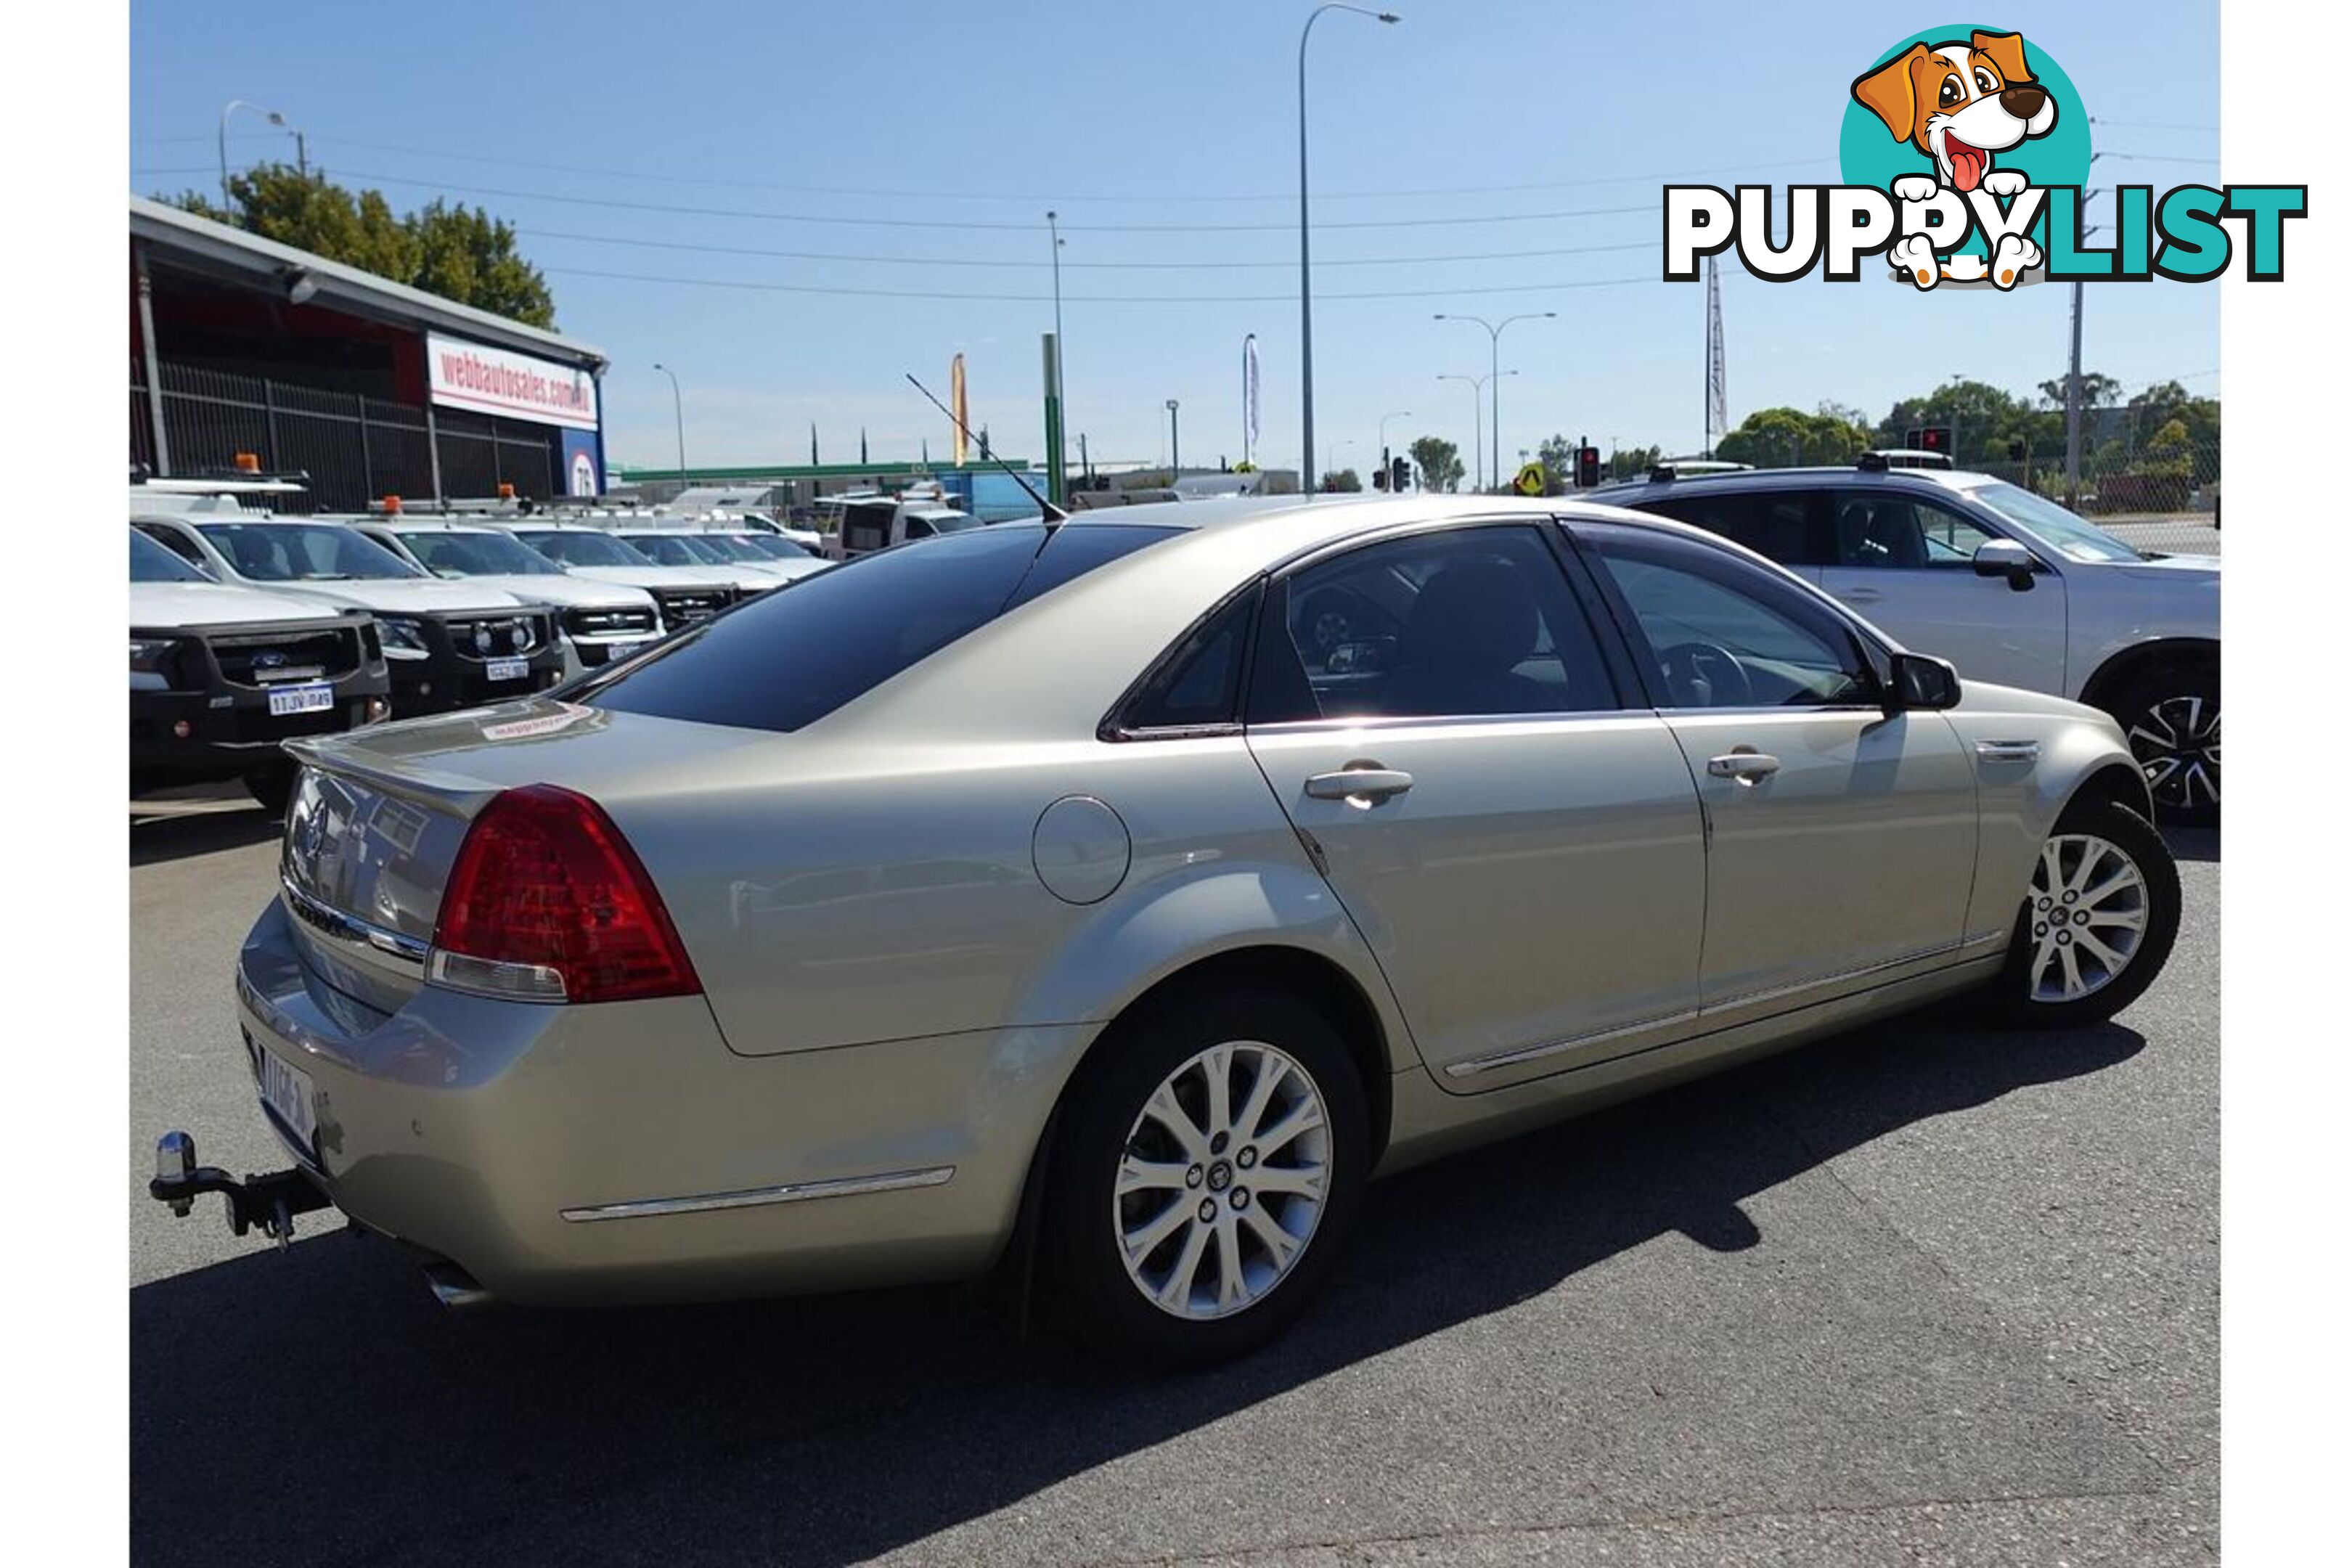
xmin=2065 ymin=758 xmax=2157 ymax=826
xmin=2077 ymin=637 xmax=2218 ymax=716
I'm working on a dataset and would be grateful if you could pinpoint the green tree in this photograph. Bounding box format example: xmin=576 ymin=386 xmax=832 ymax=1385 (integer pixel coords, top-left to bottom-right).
xmin=1606 ymin=444 xmax=1663 ymax=481
xmin=1537 ymin=433 xmax=1578 ymax=475
xmin=1320 ymin=467 xmax=1363 ymax=493
xmin=2038 ymin=371 xmax=2121 ymax=408
xmin=1875 ymin=379 xmax=2059 ymax=470
xmin=1716 ymin=406 xmax=1874 ymax=467
xmin=164 ymin=165 xmax=556 ymax=327
xmin=1409 ymin=436 xmax=1464 ymax=493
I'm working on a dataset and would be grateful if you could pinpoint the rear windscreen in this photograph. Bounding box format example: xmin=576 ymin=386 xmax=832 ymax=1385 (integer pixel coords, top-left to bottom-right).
xmin=581 ymin=523 xmax=1181 ymax=732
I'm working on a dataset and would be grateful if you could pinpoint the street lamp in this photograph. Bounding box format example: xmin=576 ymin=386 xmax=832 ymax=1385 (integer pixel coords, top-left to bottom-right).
xmin=218 ymin=99 xmax=305 ymax=213
xmin=1438 ymin=370 xmax=1514 ymax=491
xmin=2065 ymin=172 xmax=2108 ymax=507
xmin=652 ymin=363 xmax=687 ymax=485
xmin=1167 ymin=399 xmax=1181 ymax=478
xmin=1299 ymin=4 xmax=1400 ymax=498
xmin=1435 ymin=311 xmax=1555 ymax=493
xmin=1324 ymin=438 xmax=1355 ymax=485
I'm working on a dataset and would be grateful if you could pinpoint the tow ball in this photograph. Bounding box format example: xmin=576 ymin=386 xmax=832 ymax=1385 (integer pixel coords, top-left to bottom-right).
xmin=149 ymin=1130 xmax=334 ymax=1249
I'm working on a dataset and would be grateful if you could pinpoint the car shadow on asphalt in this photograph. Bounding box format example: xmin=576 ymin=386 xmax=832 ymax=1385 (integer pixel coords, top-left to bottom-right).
xmin=130 ymin=801 xmax=279 ymax=867
xmin=128 ymin=1013 xmax=2144 ymax=1568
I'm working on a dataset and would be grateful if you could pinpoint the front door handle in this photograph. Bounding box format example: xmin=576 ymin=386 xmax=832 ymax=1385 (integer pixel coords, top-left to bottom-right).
xmin=1706 ymin=751 xmax=1781 ymax=785
xmin=1304 ymin=766 xmax=1414 ymax=804
xmin=1837 ymin=587 xmax=1885 ymax=603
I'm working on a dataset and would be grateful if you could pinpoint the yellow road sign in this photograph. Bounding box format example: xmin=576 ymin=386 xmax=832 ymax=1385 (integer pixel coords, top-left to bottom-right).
xmin=1514 ymin=461 xmax=1548 ymax=497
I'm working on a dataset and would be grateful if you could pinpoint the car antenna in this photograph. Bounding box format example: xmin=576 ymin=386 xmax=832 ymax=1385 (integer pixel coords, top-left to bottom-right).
xmin=904 ymin=372 xmax=1069 ymax=528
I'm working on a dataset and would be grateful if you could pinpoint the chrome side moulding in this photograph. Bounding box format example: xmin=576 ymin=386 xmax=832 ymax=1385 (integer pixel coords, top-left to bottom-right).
xmin=559 ymin=1164 xmax=957 ymax=1223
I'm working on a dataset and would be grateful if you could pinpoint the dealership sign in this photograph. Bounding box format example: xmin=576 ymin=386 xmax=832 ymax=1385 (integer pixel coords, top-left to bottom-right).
xmin=425 ymin=332 xmax=600 ymax=430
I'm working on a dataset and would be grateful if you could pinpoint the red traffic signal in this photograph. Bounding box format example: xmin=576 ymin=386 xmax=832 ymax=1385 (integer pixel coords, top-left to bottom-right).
xmin=1575 ymin=446 xmax=1601 ymax=487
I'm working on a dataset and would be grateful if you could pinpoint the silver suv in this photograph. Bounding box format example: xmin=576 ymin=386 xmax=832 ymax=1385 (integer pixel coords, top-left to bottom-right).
xmin=1594 ymin=462 xmax=2220 ymax=821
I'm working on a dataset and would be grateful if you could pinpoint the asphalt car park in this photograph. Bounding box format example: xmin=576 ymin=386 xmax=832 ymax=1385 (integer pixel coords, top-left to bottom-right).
xmin=130 ymin=785 xmax=2216 ymax=1567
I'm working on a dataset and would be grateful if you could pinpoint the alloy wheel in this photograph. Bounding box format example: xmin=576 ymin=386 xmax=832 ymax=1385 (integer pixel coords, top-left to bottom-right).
xmin=2126 ymin=693 xmax=2220 ymax=814
xmin=1114 ymin=1040 xmax=1332 ymax=1320
xmin=2025 ymin=833 xmax=2150 ymax=1004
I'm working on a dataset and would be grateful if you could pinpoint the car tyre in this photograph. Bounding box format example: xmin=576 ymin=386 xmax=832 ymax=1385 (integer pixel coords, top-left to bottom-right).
xmin=2108 ymin=662 xmax=2218 ymax=826
xmin=1042 ymin=986 xmax=1368 ymax=1370
xmin=1984 ymin=794 xmax=2181 ymax=1030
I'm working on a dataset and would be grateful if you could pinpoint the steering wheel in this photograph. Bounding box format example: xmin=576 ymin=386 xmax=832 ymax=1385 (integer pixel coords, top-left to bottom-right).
xmin=1657 ymin=641 xmax=1755 ymax=707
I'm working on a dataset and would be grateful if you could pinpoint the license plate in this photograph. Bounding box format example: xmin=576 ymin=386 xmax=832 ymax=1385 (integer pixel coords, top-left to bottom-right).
xmin=257 ymin=1048 xmax=319 ymax=1156
xmin=603 ymin=640 xmax=647 ymax=662
xmin=486 ymin=657 xmax=530 ymax=682
xmin=266 ymin=682 xmax=335 ymax=716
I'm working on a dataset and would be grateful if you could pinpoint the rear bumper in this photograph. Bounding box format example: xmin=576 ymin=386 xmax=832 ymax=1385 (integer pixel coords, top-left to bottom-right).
xmin=232 ymin=896 xmax=1087 ymax=1305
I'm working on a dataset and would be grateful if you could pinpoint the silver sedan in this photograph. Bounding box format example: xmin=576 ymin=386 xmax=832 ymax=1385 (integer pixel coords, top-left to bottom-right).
xmin=195 ymin=495 xmax=2179 ymax=1366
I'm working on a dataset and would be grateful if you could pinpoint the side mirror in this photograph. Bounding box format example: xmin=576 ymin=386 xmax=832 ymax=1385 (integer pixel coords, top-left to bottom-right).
xmin=1972 ymin=538 xmax=2038 ymax=591
xmin=1887 ymin=651 xmax=1962 ymax=711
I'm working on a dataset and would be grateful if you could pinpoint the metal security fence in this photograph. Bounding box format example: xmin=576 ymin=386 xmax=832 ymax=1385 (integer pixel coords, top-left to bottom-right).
xmin=130 ymin=359 xmax=556 ymax=511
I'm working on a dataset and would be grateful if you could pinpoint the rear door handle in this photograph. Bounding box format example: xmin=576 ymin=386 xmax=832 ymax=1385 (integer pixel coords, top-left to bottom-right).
xmin=1304 ymin=767 xmax=1414 ymax=804
xmin=1706 ymin=752 xmax=1781 ymax=784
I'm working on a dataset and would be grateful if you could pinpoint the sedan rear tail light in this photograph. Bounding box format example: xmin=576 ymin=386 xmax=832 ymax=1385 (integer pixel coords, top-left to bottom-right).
xmin=429 ymin=785 xmax=701 ymax=1004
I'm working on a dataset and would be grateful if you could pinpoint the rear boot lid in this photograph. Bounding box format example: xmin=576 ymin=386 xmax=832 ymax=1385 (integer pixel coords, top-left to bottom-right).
xmin=277 ymin=698 xmax=775 ymax=1013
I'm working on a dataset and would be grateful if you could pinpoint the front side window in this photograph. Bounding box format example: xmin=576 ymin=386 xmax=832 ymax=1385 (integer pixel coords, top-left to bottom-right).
xmin=1964 ymin=481 xmax=2142 ymax=563
xmin=194 ymin=522 xmax=422 ymax=582
xmin=134 ymin=522 xmax=210 ymax=571
xmin=1583 ymin=526 xmax=1879 ymax=709
xmin=1249 ymin=526 xmax=1617 ymax=724
xmin=1830 ymin=493 xmax=1998 ymax=569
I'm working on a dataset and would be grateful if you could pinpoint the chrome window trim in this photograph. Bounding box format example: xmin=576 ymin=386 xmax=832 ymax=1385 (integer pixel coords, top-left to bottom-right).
xmin=1244 ymin=705 xmax=1648 ymax=738
xmin=559 ymin=1164 xmax=956 ymax=1222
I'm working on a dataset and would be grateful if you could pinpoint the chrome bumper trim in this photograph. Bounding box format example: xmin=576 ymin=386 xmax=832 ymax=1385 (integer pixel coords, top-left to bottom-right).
xmin=280 ymin=877 xmax=429 ymax=968
xmin=558 ymin=1164 xmax=956 ymax=1223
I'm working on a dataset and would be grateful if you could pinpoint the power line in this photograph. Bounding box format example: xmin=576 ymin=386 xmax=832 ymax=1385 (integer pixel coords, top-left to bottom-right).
xmin=542 ymin=264 xmax=1660 ymax=304
xmin=517 ymin=227 xmax=1654 ymax=271
xmin=136 ymin=129 xmax=1826 ymax=205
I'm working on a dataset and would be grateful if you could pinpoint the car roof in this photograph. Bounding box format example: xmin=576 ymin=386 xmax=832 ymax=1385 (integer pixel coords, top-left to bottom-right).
xmin=1589 ymin=465 xmax=1995 ymax=503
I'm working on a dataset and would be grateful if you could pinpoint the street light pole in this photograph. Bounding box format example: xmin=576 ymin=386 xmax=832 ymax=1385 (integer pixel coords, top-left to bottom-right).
xmin=652 ymin=363 xmax=687 ymax=486
xmin=218 ymin=99 xmax=300 ymax=214
xmin=1047 ymin=211 xmax=1066 ymax=494
xmin=1436 ymin=311 xmax=1555 ymax=491
xmin=1299 ymin=4 xmax=1400 ymax=497
xmin=1167 ymin=399 xmax=1181 ymax=478
xmin=1438 ymin=372 xmax=1511 ymax=491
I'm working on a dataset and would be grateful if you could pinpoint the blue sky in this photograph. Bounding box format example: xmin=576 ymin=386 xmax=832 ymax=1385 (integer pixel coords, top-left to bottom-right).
xmin=129 ymin=1 xmax=2218 ymax=478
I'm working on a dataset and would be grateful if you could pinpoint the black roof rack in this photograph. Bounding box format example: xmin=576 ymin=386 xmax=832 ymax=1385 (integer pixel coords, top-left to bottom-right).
xmin=1856 ymin=452 xmax=1890 ymax=472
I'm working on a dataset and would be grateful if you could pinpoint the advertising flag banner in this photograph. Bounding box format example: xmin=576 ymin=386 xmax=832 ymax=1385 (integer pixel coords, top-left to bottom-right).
xmin=951 ymin=354 xmax=970 ymax=465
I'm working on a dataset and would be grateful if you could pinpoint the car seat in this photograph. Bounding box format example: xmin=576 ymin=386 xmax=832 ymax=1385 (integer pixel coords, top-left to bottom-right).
xmin=1381 ymin=560 xmax=1557 ymax=716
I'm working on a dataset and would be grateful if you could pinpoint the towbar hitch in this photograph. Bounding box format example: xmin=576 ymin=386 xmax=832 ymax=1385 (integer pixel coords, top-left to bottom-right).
xmin=150 ymin=1130 xmax=334 ymax=1248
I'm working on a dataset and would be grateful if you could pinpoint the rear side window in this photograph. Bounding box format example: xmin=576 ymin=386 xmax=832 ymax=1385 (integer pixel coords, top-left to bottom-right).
xmin=1637 ymin=490 xmax=1829 ymax=566
xmin=584 ymin=523 xmax=1180 ymax=733
xmin=1109 ymin=581 xmax=1262 ymax=735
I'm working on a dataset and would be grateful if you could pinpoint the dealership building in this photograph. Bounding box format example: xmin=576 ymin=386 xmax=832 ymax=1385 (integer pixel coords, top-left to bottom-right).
xmin=130 ymin=195 xmax=608 ymax=510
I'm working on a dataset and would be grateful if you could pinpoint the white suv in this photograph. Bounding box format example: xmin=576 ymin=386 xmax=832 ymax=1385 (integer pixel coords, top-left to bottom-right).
xmin=1594 ymin=461 xmax=2220 ymax=821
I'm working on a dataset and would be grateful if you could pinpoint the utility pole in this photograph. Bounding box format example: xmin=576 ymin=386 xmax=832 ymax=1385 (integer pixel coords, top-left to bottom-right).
xmin=1167 ymin=399 xmax=1181 ymax=478
xmin=2065 ymin=280 xmax=2085 ymax=507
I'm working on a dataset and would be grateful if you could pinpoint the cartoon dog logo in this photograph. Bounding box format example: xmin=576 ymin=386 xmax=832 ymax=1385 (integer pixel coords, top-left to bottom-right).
xmin=1852 ymin=30 xmax=2057 ymax=287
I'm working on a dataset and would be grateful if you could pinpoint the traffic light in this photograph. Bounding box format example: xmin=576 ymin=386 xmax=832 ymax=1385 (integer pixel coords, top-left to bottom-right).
xmin=1389 ymin=454 xmax=1410 ymax=494
xmin=1371 ymin=465 xmax=1389 ymax=491
xmin=1575 ymin=445 xmax=1601 ymax=487
xmin=2007 ymin=437 xmax=2028 ymax=461
xmin=1908 ymin=425 xmax=1953 ymax=453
